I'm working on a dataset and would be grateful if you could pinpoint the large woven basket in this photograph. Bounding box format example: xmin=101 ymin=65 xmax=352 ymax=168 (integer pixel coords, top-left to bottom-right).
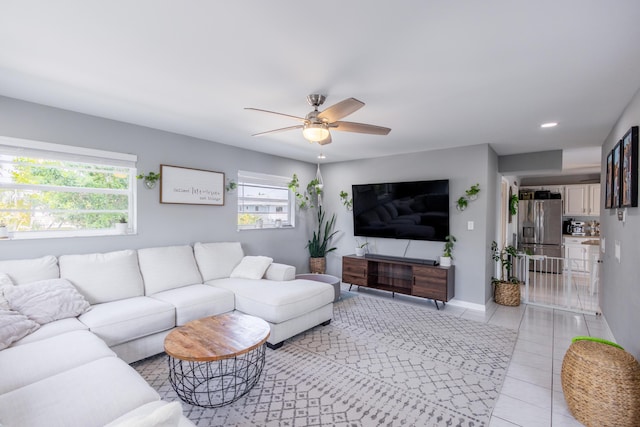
xmin=309 ymin=257 xmax=326 ymax=274
xmin=494 ymin=281 xmax=520 ymax=306
xmin=561 ymin=339 xmax=640 ymax=427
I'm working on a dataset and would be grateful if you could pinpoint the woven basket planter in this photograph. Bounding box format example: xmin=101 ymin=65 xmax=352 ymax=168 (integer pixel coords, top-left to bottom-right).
xmin=561 ymin=338 xmax=640 ymax=427
xmin=494 ymin=281 xmax=521 ymax=306
xmin=309 ymin=257 xmax=326 ymax=274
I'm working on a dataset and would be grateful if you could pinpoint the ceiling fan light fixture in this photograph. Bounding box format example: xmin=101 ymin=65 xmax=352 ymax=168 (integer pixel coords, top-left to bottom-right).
xmin=302 ymin=122 xmax=330 ymax=142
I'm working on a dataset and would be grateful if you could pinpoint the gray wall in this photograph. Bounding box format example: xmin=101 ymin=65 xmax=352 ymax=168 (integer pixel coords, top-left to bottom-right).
xmin=0 ymin=96 xmax=317 ymax=272
xmin=321 ymin=144 xmax=499 ymax=307
xmin=0 ymin=96 xmax=502 ymax=308
xmin=599 ymin=88 xmax=640 ymax=360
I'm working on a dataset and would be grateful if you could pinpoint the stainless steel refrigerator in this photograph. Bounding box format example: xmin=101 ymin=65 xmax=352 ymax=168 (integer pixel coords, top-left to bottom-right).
xmin=518 ymin=199 xmax=563 ymax=273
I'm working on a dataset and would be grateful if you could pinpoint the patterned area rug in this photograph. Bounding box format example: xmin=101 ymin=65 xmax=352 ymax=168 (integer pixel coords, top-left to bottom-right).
xmin=133 ymin=294 xmax=517 ymax=426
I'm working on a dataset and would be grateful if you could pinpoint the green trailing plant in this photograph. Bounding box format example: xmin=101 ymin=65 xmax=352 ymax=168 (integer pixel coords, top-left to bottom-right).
xmin=456 ymin=196 xmax=468 ymax=211
xmin=443 ymin=234 xmax=456 ymax=258
xmin=509 ymin=194 xmax=519 ymax=216
xmin=288 ymin=174 xmax=322 ymax=209
xmin=465 ymin=183 xmax=480 ymax=198
xmin=306 ymin=206 xmax=338 ymax=258
xmin=339 ymin=190 xmax=353 ymax=210
xmin=225 ymin=180 xmax=237 ymax=192
xmin=491 ymin=240 xmax=520 ymax=284
xmin=136 ymin=171 xmax=160 ymax=183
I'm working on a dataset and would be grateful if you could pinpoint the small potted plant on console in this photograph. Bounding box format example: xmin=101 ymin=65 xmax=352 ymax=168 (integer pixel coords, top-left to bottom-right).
xmin=355 ymin=241 xmax=369 ymax=257
xmin=440 ymin=234 xmax=456 ymax=267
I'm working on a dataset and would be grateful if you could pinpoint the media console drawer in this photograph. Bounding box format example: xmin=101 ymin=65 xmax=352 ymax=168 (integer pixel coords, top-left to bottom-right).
xmin=341 ymin=255 xmax=454 ymax=309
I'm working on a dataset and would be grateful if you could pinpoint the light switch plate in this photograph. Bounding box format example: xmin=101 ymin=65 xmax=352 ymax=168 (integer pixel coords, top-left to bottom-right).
xmin=615 ymin=240 xmax=621 ymax=262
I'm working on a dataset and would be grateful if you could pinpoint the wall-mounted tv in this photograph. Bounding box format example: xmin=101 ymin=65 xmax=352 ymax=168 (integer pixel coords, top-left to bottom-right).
xmin=352 ymin=179 xmax=449 ymax=242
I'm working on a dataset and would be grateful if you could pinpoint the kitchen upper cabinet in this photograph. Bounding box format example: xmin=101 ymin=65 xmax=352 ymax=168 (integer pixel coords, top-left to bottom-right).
xmin=564 ymin=185 xmax=587 ymax=215
xmin=564 ymin=184 xmax=600 ymax=216
xmin=587 ymin=184 xmax=600 ymax=216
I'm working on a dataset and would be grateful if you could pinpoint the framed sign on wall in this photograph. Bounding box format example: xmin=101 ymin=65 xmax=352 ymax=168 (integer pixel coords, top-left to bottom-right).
xmin=160 ymin=165 xmax=225 ymax=206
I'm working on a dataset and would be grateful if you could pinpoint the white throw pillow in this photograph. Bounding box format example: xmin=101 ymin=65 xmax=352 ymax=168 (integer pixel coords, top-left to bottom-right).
xmin=0 ymin=309 xmax=40 ymax=350
xmin=0 ymin=273 xmax=14 ymax=310
xmin=107 ymin=401 xmax=182 ymax=427
xmin=230 ymin=256 xmax=273 ymax=280
xmin=5 ymin=278 xmax=91 ymax=324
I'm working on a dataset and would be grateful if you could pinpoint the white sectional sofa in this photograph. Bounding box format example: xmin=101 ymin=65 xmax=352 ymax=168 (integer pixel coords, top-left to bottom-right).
xmin=0 ymin=242 xmax=335 ymax=427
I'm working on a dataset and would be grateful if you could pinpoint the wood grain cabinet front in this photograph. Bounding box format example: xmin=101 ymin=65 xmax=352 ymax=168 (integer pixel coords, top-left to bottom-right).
xmin=342 ymin=256 xmax=368 ymax=286
xmin=341 ymin=255 xmax=454 ymax=309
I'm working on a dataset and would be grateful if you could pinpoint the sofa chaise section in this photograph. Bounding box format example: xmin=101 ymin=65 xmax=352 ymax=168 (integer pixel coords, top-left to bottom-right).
xmin=194 ymin=241 xmax=335 ymax=349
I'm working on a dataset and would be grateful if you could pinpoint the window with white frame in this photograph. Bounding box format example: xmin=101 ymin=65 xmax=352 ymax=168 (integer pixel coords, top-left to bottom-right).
xmin=236 ymin=170 xmax=294 ymax=230
xmin=0 ymin=136 xmax=137 ymax=239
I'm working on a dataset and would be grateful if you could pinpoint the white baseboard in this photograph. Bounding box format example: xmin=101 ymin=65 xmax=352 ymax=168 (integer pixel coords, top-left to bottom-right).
xmin=446 ymin=298 xmax=487 ymax=312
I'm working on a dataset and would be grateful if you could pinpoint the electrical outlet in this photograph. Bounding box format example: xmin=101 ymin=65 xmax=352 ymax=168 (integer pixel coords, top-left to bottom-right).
xmin=467 ymin=221 xmax=474 ymax=230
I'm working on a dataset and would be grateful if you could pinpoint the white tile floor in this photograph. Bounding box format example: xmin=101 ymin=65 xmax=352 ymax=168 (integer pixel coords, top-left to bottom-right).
xmin=345 ymin=285 xmax=615 ymax=427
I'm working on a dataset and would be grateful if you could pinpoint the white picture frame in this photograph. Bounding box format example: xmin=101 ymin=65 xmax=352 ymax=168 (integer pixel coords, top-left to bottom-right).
xmin=160 ymin=164 xmax=225 ymax=206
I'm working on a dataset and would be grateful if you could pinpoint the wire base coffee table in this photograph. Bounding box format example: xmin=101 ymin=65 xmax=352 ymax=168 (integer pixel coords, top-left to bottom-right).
xmin=164 ymin=312 xmax=270 ymax=408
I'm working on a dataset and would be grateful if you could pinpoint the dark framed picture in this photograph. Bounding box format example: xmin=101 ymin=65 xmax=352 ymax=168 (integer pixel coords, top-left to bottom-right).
xmin=612 ymin=141 xmax=622 ymax=208
xmin=605 ymin=150 xmax=613 ymax=209
xmin=621 ymin=126 xmax=639 ymax=208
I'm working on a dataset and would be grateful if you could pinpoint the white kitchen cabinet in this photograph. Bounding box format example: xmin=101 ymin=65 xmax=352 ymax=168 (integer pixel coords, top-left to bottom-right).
xmin=564 ymin=185 xmax=588 ymax=215
xmin=564 ymin=236 xmax=596 ymax=273
xmin=587 ymin=184 xmax=601 ymax=216
xmin=564 ymin=184 xmax=600 ymax=216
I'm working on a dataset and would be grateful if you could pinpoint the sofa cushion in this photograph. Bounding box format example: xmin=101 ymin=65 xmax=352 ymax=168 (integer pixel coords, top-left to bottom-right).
xmin=264 ymin=262 xmax=296 ymax=281
xmin=230 ymin=256 xmax=273 ymax=280
xmin=0 ymin=329 xmax=115 ymax=394
xmin=13 ymin=317 xmax=89 ymax=346
xmin=150 ymin=284 xmax=235 ymax=326
xmin=194 ymin=241 xmax=244 ymax=281
xmin=0 ymin=309 xmax=40 ymax=350
xmin=138 ymin=245 xmax=203 ymax=295
xmin=5 ymin=278 xmax=90 ymax=324
xmin=105 ymin=401 xmax=183 ymax=427
xmin=60 ymin=249 xmax=144 ymax=304
xmin=0 ymin=255 xmax=59 ymax=285
xmin=209 ymin=278 xmax=334 ymax=324
xmin=0 ymin=357 xmax=161 ymax=427
xmin=79 ymin=296 xmax=175 ymax=347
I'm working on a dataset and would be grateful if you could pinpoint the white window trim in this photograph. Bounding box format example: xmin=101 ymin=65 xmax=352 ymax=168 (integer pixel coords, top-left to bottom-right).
xmin=237 ymin=170 xmax=295 ymax=231
xmin=0 ymin=135 xmax=138 ymax=240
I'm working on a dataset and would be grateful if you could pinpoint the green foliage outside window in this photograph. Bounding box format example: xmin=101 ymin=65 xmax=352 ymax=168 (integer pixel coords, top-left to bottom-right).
xmin=0 ymin=157 xmax=132 ymax=232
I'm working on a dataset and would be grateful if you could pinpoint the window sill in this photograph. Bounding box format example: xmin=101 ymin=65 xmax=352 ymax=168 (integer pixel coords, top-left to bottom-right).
xmin=0 ymin=230 xmax=138 ymax=240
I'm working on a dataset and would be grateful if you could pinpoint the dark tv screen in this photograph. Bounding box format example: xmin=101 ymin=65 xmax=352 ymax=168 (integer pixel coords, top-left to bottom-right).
xmin=352 ymin=179 xmax=449 ymax=242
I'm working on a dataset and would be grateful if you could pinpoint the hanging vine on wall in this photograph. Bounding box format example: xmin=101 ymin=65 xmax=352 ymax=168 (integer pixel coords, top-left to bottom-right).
xmin=456 ymin=183 xmax=481 ymax=211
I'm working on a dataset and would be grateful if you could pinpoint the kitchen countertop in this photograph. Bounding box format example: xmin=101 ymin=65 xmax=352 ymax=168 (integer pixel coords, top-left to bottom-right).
xmin=581 ymin=239 xmax=600 ymax=246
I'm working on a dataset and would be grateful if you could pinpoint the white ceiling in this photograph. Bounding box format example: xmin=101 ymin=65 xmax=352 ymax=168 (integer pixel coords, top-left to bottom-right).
xmin=1 ymin=1 xmax=640 ymax=168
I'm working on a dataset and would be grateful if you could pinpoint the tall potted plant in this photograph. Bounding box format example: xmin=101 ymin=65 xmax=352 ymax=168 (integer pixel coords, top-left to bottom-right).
xmin=491 ymin=241 xmax=522 ymax=306
xmin=307 ymin=206 xmax=338 ymax=274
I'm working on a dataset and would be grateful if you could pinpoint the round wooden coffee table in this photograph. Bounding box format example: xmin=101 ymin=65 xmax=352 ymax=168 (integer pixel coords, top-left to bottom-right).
xmin=164 ymin=311 xmax=270 ymax=408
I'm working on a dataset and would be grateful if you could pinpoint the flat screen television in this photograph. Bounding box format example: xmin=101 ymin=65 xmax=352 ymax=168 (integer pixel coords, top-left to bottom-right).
xmin=352 ymin=179 xmax=449 ymax=242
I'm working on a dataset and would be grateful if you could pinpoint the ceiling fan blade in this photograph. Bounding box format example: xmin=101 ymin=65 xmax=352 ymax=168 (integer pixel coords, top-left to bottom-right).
xmin=332 ymin=121 xmax=391 ymax=135
xmin=317 ymin=98 xmax=365 ymax=122
xmin=251 ymin=125 xmax=303 ymax=137
xmin=317 ymin=133 xmax=332 ymax=146
xmin=244 ymin=107 xmax=306 ymax=122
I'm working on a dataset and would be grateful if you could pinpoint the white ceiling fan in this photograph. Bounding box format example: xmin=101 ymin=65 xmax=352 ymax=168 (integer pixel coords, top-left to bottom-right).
xmin=245 ymin=94 xmax=391 ymax=145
